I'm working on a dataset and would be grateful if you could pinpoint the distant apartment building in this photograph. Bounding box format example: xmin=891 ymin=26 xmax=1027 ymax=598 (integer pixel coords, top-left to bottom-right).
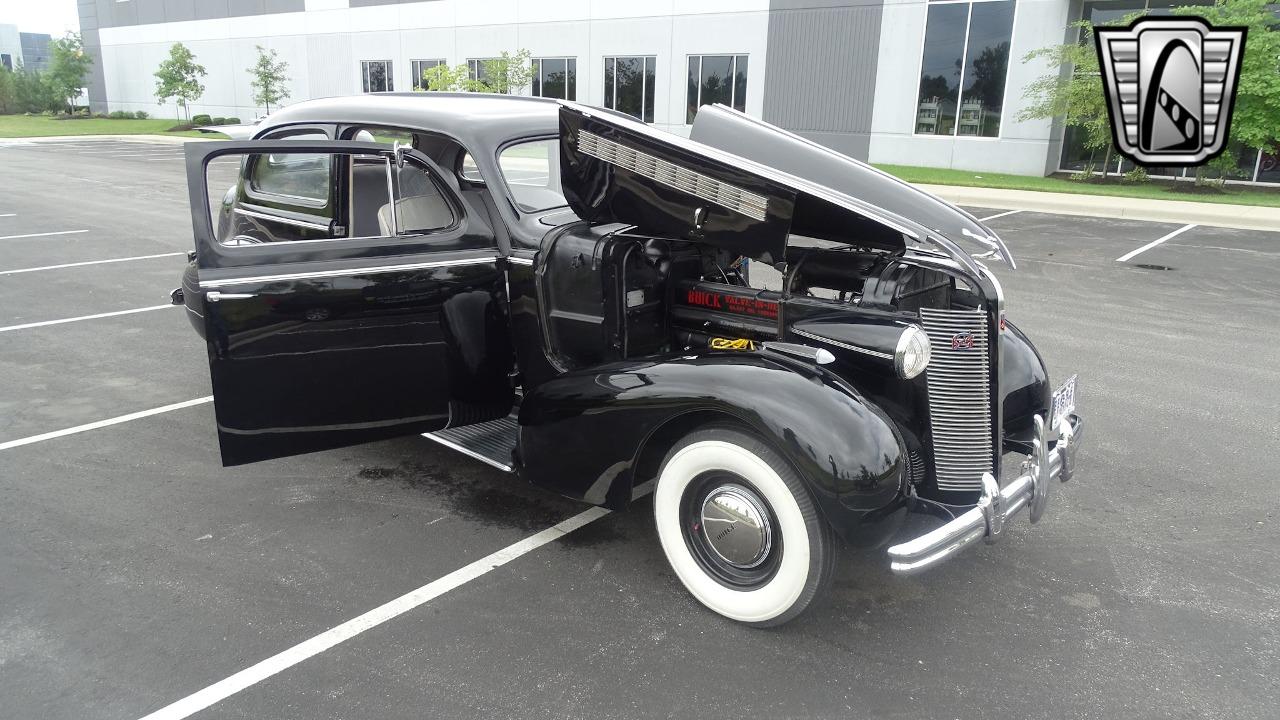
xmin=75 ymin=0 xmax=1278 ymax=183
xmin=0 ymin=24 xmax=52 ymax=73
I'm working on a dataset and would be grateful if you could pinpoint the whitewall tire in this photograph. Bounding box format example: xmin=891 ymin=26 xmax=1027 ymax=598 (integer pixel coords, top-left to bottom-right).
xmin=654 ymin=426 xmax=836 ymax=626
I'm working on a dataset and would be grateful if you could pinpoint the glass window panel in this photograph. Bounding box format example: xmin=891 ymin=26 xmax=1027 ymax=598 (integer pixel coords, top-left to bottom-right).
xmin=499 ymin=139 xmax=567 ymax=213
xmin=567 ymin=58 xmax=576 ymax=101
xmin=957 ymin=0 xmax=1014 ymax=137
xmin=687 ymin=56 xmax=700 ymax=124
xmin=411 ymin=59 xmax=444 ymax=91
xmin=1257 ymin=144 xmax=1280 ymax=184
xmin=616 ymin=56 xmax=645 ymax=119
xmin=540 ymin=58 xmax=568 ymax=99
xmin=700 ymin=55 xmax=734 ymax=110
xmin=644 ymin=57 xmax=656 ymax=123
xmin=915 ymin=3 xmax=968 ymax=136
xmin=732 ymin=55 xmax=748 ymax=112
xmin=604 ymin=58 xmax=615 ymax=109
xmin=1058 ymin=125 xmax=1097 ymax=172
xmin=1082 ymin=0 xmax=1145 ymax=28
xmin=531 ymin=59 xmax=541 ymax=97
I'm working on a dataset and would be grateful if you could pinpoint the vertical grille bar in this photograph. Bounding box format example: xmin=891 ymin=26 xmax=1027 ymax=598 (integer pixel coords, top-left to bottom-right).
xmin=920 ymin=308 xmax=993 ymax=492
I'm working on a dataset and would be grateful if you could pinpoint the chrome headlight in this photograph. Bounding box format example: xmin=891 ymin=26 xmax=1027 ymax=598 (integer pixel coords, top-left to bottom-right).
xmin=895 ymin=325 xmax=931 ymax=379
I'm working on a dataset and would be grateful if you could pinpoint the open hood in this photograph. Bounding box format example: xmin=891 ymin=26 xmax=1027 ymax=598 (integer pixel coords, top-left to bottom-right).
xmin=560 ymin=103 xmax=941 ymax=266
xmin=557 ymin=102 xmax=1013 ymax=271
xmin=690 ymin=105 xmax=1014 ymax=268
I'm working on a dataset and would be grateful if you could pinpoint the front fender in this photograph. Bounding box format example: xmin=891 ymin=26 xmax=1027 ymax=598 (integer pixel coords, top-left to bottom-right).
xmin=517 ymin=352 xmax=908 ymax=544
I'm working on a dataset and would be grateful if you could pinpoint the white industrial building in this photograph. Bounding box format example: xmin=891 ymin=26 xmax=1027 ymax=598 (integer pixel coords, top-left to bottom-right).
xmin=77 ymin=0 xmax=1275 ymax=182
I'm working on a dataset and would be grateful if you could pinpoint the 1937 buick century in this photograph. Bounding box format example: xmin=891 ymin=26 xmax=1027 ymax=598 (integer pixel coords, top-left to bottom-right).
xmin=175 ymin=93 xmax=1083 ymax=626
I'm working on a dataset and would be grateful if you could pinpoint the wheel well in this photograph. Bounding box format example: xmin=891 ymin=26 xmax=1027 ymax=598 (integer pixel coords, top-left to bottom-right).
xmin=626 ymin=410 xmax=756 ymax=503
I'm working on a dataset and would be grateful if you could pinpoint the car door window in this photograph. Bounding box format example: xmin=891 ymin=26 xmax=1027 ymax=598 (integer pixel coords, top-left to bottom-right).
xmin=213 ymin=145 xmax=460 ymax=246
xmin=383 ymin=158 xmax=458 ymax=236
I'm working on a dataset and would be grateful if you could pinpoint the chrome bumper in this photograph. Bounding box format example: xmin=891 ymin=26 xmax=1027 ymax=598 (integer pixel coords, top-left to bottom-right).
xmin=887 ymin=413 xmax=1083 ymax=575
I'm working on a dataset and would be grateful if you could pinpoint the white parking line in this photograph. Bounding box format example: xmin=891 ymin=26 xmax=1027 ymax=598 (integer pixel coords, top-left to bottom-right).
xmin=0 ymin=304 xmax=173 ymax=332
xmin=978 ymin=210 xmax=1023 ymax=222
xmin=1116 ymin=223 xmax=1197 ymax=262
xmin=137 ymin=504 xmax=614 ymax=720
xmin=0 ymin=252 xmax=184 ymax=275
xmin=0 ymin=213 xmax=15 ymax=217
xmin=0 ymin=230 xmax=90 ymax=241
xmin=0 ymin=396 xmax=213 ymax=451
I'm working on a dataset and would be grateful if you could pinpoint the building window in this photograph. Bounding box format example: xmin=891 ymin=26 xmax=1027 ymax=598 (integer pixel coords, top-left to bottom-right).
xmin=686 ymin=54 xmax=747 ymax=124
xmin=467 ymin=58 xmax=496 ymax=89
xmin=915 ymin=0 xmax=1015 ymax=138
xmin=0 ymin=54 xmax=11 ymax=71
xmin=361 ymin=60 xmax=394 ymax=93
xmin=604 ymin=56 xmax=656 ymax=123
xmin=411 ymin=59 xmax=446 ymax=91
xmin=531 ymin=57 xmax=576 ymax=100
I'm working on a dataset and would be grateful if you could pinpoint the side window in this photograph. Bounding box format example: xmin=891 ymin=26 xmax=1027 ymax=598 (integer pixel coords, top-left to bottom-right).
xmin=384 ymin=159 xmax=458 ymax=236
xmin=248 ymin=153 xmax=330 ymax=205
xmin=245 ymin=129 xmax=333 ymax=207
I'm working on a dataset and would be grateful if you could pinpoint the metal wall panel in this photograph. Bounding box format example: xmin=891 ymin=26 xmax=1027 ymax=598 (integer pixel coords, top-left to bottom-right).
xmin=763 ymin=1 xmax=884 ymax=160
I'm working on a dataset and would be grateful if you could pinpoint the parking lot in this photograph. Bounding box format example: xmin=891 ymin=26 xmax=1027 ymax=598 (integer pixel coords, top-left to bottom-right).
xmin=1 ymin=136 xmax=1277 ymax=720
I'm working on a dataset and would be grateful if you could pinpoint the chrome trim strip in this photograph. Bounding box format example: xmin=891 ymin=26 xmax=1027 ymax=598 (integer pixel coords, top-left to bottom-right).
xmin=790 ymin=327 xmax=893 ymax=360
xmin=506 ymin=256 xmax=535 ymax=266
xmin=234 ymin=207 xmax=331 ymax=232
xmin=198 ymin=256 xmax=498 ymax=289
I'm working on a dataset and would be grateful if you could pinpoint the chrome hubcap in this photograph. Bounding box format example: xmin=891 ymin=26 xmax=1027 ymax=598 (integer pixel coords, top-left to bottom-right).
xmin=699 ymin=485 xmax=772 ymax=569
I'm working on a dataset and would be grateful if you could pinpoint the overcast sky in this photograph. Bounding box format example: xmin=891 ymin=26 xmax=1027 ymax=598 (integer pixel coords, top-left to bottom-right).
xmin=0 ymin=0 xmax=80 ymax=36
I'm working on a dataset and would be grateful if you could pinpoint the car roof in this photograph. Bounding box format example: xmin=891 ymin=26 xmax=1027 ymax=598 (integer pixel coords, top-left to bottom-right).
xmin=256 ymin=92 xmax=562 ymax=149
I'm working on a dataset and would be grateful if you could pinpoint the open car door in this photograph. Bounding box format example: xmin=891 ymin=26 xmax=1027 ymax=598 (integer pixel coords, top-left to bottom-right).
xmin=185 ymin=140 xmax=512 ymax=466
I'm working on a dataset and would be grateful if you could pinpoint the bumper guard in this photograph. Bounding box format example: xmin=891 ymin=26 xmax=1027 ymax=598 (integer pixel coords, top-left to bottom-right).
xmin=887 ymin=413 xmax=1082 ymax=575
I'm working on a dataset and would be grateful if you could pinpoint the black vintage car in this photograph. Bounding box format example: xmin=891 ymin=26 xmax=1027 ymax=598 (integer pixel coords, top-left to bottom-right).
xmin=176 ymin=93 xmax=1082 ymax=626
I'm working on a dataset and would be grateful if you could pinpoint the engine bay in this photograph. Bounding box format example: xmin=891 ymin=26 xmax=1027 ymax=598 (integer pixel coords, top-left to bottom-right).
xmin=537 ymin=225 xmax=964 ymax=371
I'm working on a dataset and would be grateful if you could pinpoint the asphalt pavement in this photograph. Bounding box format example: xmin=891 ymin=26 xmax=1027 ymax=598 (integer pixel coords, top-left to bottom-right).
xmin=1 ymin=138 xmax=1277 ymax=720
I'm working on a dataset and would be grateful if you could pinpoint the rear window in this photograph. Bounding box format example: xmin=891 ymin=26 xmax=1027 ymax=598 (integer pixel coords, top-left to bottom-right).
xmin=498 ymin=139 xmax=566 ymax=213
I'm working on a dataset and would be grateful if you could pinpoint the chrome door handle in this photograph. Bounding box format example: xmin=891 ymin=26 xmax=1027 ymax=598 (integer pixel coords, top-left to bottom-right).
xmin=206 ymin=291 xmax=256 ymax=302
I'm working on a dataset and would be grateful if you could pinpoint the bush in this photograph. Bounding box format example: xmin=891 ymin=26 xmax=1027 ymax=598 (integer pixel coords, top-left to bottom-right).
xmin=133 ymin=110 xmax=148 ymax=119
xmin=1123 ymin=167 xmax=1150 ymax=184
xmin=226 ymin=117 xmax=241 ymax=124
xmin=191 ymin=113 xmax=212 ymax=125
xmin=92 ymin=112 xmax=108 ymax=119
xmin=109 ymin=110 xmax=129 ymax=119
xmin=212 ymin=117 xmax=227 ymax=125
xmin=168 ymin=123 xmax=196 ymax=132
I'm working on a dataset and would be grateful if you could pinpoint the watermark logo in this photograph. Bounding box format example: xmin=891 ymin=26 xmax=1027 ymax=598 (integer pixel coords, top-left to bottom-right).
xmin=1095 ymin=17 xmax=1246 ymax=166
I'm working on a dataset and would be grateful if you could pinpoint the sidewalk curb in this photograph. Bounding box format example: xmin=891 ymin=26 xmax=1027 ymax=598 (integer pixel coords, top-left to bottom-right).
xmin=919 ymin=184 xmax=1280 ymax=232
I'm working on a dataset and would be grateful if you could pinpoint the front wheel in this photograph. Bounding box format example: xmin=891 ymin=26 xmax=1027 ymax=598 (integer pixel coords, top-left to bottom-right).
xmin=654 ymin=426 xmax=836 ymax=626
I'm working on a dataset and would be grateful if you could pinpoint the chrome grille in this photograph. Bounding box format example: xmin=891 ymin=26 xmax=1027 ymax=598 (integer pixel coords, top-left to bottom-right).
xmin=577 ymin=130 xmax=769 ymax=221
xmin=920 ymin=308 xmax=993 ymax=492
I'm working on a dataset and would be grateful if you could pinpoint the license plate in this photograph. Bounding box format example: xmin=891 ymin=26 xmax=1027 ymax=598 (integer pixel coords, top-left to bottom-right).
xmin=1050 ymin=374 xmax=1078 ymax=431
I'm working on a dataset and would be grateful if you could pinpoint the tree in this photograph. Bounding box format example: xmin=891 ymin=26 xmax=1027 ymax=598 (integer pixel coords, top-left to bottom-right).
xmin=469 ymin=49 xmax=534 ymax=94
xmin=46 ymin=32 xmax=93 ymax=113
xmin=1019 ymin=21 xmax=1117 ymax=178
xmin=247 ymin=45 xmax=291 ymax=114
xmin=154 ymin=43 xmax=206 ymax=121
xmin=1022 ymin=0 xmax=1280 ymax=182
xmin=0 ymin=66 xmax=14 ymax=114
xmin=415 ymin=50 xmax=535 ymax=95
xmin=1174 ymin=0 xmax=1280 ymax=172
xmin=419 ymin=62 xmax=470 ymax=92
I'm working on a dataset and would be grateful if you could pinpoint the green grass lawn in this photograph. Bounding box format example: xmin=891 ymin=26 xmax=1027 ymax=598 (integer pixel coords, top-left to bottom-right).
xmin=875 ymin=163 xmax=1280 ymax=208
xmin=0 ymin=114 xmax=226 ymax=138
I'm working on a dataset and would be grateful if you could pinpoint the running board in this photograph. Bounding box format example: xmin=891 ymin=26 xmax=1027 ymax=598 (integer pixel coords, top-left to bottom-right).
xmin=422 ymin=415 xmax=518 ymax=472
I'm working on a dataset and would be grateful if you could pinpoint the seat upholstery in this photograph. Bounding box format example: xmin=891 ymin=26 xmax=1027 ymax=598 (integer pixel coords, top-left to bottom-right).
xmin=377 ymin=192 xmax=453 ymax=237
